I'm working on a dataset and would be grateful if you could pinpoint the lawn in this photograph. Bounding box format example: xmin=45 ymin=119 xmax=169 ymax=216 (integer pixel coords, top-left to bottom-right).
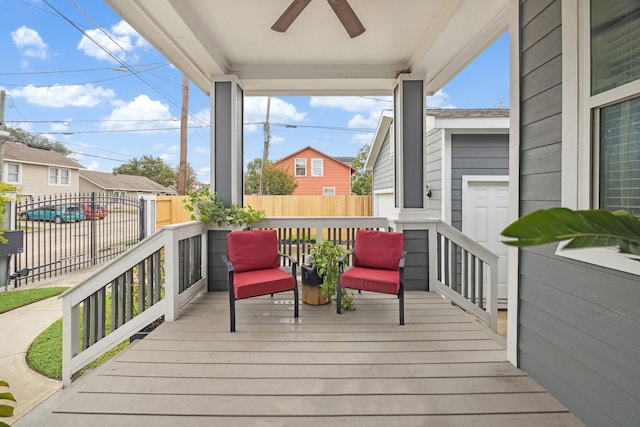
xmin=0 ymin=287 xmax=68 ymax=314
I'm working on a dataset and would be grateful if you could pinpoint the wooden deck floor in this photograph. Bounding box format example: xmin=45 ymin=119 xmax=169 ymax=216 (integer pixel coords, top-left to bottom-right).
xmin=20 ymin=291 xmax=584 ymax=426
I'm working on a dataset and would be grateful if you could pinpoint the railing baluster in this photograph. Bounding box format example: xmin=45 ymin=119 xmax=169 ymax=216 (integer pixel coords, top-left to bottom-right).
xmin=478 ymin=262 xmax=484 ymax=309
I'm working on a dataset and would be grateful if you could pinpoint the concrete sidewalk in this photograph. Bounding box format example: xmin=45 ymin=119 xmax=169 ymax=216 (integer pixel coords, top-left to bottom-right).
xmin=0 ymin=267 xmax=101 ymax=425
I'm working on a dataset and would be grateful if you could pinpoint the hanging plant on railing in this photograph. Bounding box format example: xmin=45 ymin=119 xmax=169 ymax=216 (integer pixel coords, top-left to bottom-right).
xmin=183 ymin=188 xmax=265 ymax=227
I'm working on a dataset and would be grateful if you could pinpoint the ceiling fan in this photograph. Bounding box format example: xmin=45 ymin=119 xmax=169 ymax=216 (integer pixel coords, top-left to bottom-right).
xmin=271 ymin=0 xmax=366 ymax=38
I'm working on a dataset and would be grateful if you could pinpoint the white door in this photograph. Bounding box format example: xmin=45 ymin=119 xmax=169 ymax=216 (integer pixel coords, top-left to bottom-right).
xmin=462 ymin=177 xmax=509 ymax=302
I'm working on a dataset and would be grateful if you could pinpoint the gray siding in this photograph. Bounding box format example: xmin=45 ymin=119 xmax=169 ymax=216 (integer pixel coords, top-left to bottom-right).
xmin=373 ymin=130 xmax=394 ymax=191
xmin=450 ymin=134 xmax=509 ymax=231
xmin=425 ymin=129 xmax=443 ymax=218
xmin=518 ymin=1 xmax=640 ymax=426
xmin=403 ymin=229 xmax=428 ymax=291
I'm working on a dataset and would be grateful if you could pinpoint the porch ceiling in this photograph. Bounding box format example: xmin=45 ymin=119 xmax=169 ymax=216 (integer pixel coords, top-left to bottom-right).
xmin=103 ymin=0 xmax=509 ymax=96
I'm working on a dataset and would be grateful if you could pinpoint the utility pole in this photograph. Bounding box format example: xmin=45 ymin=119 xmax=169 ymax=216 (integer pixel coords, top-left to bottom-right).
xmin=177 ymin=75 xmax=189 ymax=195
xmin=259 ymin=96 xmax=271 ymax=195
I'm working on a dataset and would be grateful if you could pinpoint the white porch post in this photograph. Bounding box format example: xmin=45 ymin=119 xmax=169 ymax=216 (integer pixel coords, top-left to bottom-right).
xmin=211 ymin=76 xmax=244 ymax=205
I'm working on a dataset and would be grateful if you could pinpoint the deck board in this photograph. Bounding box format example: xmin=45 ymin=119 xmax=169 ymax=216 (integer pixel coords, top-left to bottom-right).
xmin=19 ymin=291 xmax=584 ymax=426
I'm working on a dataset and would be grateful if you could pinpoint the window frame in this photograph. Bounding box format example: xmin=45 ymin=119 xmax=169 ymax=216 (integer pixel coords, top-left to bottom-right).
xmin=48 ymin=167 xmax=71 ymax=186
xmin=5 ymin=162 xmax=21 ymax=184
xmin=322 ymin=187 xmax=335 ymax=196
xmin=559 ymin=0 xmax=640 ymax=275
xmin=294 ymin=158 xmax=306 ymax=177
xmin=311 ymin=158 xmax=323 ymax=177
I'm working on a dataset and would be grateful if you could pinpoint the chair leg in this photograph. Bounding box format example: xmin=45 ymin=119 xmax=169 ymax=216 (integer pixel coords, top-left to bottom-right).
xmin=399 ymin=288 xmax=404 ymax=326
xmin=293 ymin=286 xmax=299 ymax=318
xmin=230 ymin=296 xmax=236 ymax=332
xmin=337 ymin=282 xmax=342 ymax=314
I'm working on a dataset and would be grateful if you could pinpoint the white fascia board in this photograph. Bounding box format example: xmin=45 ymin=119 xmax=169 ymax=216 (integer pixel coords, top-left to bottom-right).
xmin=431 ymin=116 xmax=510 ymax=130
xmin=365 ymin=110 xmax=394 ymax=171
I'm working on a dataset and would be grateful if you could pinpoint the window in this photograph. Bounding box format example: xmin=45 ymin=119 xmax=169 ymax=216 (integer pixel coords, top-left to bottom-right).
xmin=113 ymin=191 xmax=127 ymax=201
xmin=311 ymin=158 xmax=323 ymax=176
xmin=295 ymin=158 xmax=306 ymax=176
xmin=590 ymin=0 xmax=640 ymax=216
xmin=323 ymin=187 xmax=335 ymax=196
xmin=49 ymin=167 xmax=70 ymax=186
xmin=5 ymin=163 xmax=20 ymax=184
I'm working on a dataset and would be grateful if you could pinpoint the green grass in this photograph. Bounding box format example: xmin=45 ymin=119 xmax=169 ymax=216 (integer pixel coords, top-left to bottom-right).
xmin=26 ymin=318 xmax=129 ymax=380
xmin=0 ymin=287 xmax=68 ymax=314
xmin=26 ymin=293 xmax=130 ymax=380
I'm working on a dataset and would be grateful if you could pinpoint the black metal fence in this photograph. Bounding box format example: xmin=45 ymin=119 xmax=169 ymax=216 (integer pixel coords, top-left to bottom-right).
xmin=13 ymin=193 xmax=142 ymax=286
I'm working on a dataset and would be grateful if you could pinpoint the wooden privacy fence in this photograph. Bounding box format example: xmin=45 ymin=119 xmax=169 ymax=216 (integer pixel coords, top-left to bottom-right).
xmin=244 ymin=195 xmax=371 ymax=217
xmin=156 ymin=195 xmax=372 ymax=228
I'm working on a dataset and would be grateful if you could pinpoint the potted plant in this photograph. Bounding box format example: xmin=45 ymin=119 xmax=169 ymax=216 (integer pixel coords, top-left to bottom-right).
xmin=309 ymin=240 xmax=355 ymax=310
xmin=183 ymin=187 xmax=265 ymax=228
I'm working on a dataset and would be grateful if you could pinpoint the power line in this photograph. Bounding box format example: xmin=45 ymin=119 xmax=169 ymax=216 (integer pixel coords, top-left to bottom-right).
xmin=0 ymin=63 xmax=169 ymax=76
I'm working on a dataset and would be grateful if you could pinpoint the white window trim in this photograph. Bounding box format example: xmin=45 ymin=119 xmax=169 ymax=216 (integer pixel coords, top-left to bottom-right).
xmin=295 ymin=158 xmax=306 ymax=177
xmin=322 ymin=187 xmax=335 ymax=196
xmin=559 ymin=0 xmax=640 ymax=276
xmin=4 ymin=162 xmax=21 ymax=184
xmin=311 ymin=158 xmax=323 ymax=177
xmin=48 ymin=167 xmax=71 ymax=186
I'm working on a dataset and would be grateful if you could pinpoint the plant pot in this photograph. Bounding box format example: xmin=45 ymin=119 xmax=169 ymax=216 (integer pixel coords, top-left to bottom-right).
xmin=301 ymin=264 xmax=331 ymax=305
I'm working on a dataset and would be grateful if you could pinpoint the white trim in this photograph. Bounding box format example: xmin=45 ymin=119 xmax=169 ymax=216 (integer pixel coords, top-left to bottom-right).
xmin=311 ymin=158 xmax=323 ymax=177
xmin=507 ymin=0 xmax=520 ymax=367
xmin=443 ymin=129 xmax=452 ymax=223
xmin=48 ymin=167 xmax=71 ymax=186
xmin=4 ymin=162 xmax=21 ymax=184
xmin=294 ymin=158 xmax=307 ymax=177
xmin=365 ymin=110 xmax=393 ymax=171
xmin=322 ymin=187 xmax=335 ymax=196
xmin=555 ymin=243 xmax=640 ymax=276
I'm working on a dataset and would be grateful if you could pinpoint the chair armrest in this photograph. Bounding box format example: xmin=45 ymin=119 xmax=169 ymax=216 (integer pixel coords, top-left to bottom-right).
xmin=338 ymin=251 xmax=354 ymax=272
xmin=278 ymin=252 xmax=298 ymax=266
xmin=221 ymin=254 xmax=234 ymax=273
xmin=398 ymin=251 xmax=407 ymax=269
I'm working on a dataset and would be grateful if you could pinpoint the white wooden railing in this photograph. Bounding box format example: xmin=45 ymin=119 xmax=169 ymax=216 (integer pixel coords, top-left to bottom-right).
xmin=61 ymin=221 xmax=207 ymax=386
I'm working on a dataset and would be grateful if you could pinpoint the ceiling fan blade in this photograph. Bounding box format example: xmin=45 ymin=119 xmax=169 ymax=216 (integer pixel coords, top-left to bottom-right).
xmin=271 ymin=0 xmax=313 ymax=32
xmin=327 ymin=0 xmax=365 ymax=38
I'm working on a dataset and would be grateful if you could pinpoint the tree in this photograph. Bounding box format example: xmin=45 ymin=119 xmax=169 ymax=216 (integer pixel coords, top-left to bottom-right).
xmin=175 ymin=162 xmax=199 ymax=192
xmin=6 ymin=126 xmax=72 ymax=156
xmin=114 ymin=155 xmax=177 ymax=188
xmin=245 ymin=159 xmax=297 ymax=195
xmin=351 ymin=143 xmax=372 ymax=195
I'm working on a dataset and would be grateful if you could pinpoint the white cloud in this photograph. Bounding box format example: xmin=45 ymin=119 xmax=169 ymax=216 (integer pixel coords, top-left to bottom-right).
xmin=8 ymin=84 xmax=116 ymax=108
xmin=86 ymin=161 xmax=100 ymax=171
xmin=77 ymin=20 xmax=148 ymax=63
xmin=101 ymin=94 xmax=175 ymax=131
xmin=427 ymin=89 xmax=455 ymax=109
xmin=244 ymin=97 xmax=307 ymax=132
xmin=347 ymin=114 xmax=378 ymax=129
xmin=350 ymin=133 xmax=374 ymax=146
xmin=50 ymin=119 xmax=72 ymax=133
xmin=12 ymin=26 xmax=48 ymax=59
xmin=270 ymin=135 xmax=285 ymax=145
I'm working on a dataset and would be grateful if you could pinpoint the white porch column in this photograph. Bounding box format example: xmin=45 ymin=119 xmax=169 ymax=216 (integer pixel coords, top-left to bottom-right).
xmin=211 ymin=76 xmax=244 ymax=206
xmin=393 ymin=74 xmax=428 ymax=217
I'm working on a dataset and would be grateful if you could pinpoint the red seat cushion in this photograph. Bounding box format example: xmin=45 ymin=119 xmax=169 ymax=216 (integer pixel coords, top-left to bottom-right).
xmin=341 ymin=266 xmax=399 ymax=295
xmin=353 ymin=230 xmax=403 ymax=271
xmin=227 ymin=229 xmax=280 ymax=273
xmin=233 ymin=268 xmax=295 ymax=300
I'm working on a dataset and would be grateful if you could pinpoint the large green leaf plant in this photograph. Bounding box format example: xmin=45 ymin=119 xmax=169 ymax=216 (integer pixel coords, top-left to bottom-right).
xmin=0 ymin=380 xmax=16 ymax=427
xmin=502 ymin=207 xmax=640 ymax=257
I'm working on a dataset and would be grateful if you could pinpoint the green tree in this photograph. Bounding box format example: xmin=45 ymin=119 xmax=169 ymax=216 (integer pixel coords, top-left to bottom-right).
xmin=6 ymin=126 xmax=72 ymax=156
xmin=175 ymin=162 xmax=199 ymax=192
xmin=351 ymin=143 xmax=372 ymax=195
xmin=245 ymin=159 xmax=297 ymax=195
xmin=114 ymin=155 xmax=177 ymax=188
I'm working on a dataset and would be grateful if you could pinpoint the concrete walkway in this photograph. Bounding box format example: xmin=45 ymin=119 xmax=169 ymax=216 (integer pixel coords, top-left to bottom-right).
xmin=0 ymin=267 xmax=101 ymax=425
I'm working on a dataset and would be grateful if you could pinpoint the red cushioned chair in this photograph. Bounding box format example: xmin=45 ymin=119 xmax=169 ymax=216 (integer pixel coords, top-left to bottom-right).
xmin=222 ymin=229 xmax=299 ymax=332
xmin=337 ymin=230 xmax=406 ymax=325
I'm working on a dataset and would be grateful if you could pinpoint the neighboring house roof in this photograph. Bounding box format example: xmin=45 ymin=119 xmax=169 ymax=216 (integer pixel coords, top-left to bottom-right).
xmin=365 ymin=109 xmax=510 ymax=171
xmin=274 ymin=146 xmax=356 ymax=173
xmin=3 ymin=141 xmax=84 ymax=169
xmin=425 ymin=108 xmax=509 ymax=118
xmin=333 ymin=156 xmax=355 ymax=166
xmin=79 ymin=170 xmax=176 ymax=194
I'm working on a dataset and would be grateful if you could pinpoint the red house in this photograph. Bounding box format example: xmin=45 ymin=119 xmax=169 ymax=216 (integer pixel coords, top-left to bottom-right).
xmin=274 ymin=146 xmax=355 ymax=195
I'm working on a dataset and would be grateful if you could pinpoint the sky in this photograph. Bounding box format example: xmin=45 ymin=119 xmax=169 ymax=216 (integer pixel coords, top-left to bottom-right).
xmin=0 ymin=0 xmax=510 ymax=185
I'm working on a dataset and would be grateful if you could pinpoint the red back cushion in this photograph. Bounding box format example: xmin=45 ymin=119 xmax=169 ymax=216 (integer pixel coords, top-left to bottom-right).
xmin=227 ymin=229 xmax=279 ymax=273
xmin=353 ymin=230 xmax=403 ymax=271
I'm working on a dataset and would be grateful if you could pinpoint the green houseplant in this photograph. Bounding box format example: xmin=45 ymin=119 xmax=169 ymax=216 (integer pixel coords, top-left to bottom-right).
xmin=501 ymin=207 xmax=640 ymax=256
xmin=183 ymin=188 xmax=265 ymax=227
xmin=309 ymin=240 xmax=355 ymax=310
xmin=0 ymin=380 xmax=16 ymax=427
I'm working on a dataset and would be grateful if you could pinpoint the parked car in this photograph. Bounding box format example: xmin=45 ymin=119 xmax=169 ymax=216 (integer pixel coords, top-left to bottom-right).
xmin=75 ymin=202 xmax=108 ymax=219
xmin=20 ymin=204 xmax=86 ymax=223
